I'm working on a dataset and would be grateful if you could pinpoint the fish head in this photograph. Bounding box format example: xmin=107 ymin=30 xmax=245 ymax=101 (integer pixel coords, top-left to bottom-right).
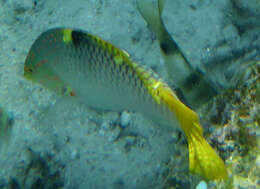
xmin=24 ymin=50 xmax=38 ymax=80
xmin=24 ymin=49 xmax=75 ymax=96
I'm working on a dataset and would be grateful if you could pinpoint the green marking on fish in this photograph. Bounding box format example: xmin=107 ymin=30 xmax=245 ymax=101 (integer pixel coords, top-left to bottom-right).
xmin=62 ymin=28 xmax=73 ymax=43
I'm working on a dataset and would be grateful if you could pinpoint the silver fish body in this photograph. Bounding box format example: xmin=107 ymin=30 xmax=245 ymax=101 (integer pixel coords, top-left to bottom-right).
xmin=25 ymin=28 xmax=177 ymax=130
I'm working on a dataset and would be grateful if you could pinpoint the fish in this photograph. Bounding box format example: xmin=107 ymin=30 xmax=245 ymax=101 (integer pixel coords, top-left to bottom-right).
xmin=136 ymin=0 xmax=219 ymax=109
xmin=24 ymin=28 xmax=228 ymax=180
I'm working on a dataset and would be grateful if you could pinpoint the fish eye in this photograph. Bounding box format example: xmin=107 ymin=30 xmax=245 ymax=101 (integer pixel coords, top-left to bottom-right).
xmin=25 ymin=67 xmax=33 ymax=73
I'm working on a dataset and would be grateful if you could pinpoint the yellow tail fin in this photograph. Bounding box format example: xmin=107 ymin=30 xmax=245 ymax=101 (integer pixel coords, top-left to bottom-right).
xmin=151 ymin=83 xmax=228 ymax=180
xmin=176 ymin=106 xmax=228 ymax=180
xmin=187 ymin=121 xmax=228 ymax=180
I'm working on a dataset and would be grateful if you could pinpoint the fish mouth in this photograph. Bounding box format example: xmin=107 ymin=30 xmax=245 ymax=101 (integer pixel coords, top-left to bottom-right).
xmin=24 ymin=68 xmax=32 ymax=80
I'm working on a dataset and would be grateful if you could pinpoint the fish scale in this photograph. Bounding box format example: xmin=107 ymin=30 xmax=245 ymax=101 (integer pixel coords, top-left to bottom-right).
xmin=25 ymin=28 xmax=172 ymax=126
xmin=24 ymin=28 xmax=228 ymax=180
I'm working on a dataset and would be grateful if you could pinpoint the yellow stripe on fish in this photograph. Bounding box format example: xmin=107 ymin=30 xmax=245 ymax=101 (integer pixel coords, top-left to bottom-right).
xmin=24 ymin=28 xmax=227 ymax=180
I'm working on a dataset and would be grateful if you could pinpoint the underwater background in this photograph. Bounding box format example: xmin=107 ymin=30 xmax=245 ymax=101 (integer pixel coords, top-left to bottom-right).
xmin=0 ymin=0 xmax=259 ymax=188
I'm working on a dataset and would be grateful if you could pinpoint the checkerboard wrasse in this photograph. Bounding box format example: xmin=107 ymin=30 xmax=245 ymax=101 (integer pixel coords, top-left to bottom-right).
xmin=136 ymin=0 xmax=220 ymax=109
xmin=24 ymin=28 xmax=228 ymax=180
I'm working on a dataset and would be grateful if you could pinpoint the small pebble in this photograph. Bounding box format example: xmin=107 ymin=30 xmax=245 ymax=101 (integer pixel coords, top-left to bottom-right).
xmin=125 ymin=136 xmax=135 ymax=145
xmin=70 ymin=150 xmax=79 ymax=160
xmin=101 ymin=121 xmax=111 ymax=131
xmin=120 ymin=111 xmax=131 ymax=128
xmin=108 ymin=126 xmax=121 ymax=142
xmin=98 ymin=129 xmax=105 ymax=136
xmin=223 ymin=140 xmax=235 ymax=152
xmin=102 ymin=112 xmax=119 ymax=124
xmin=196 ymin=180 xmax=207 ymax=189
xmin=170 ymin=132 xmax=179 ymax=143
